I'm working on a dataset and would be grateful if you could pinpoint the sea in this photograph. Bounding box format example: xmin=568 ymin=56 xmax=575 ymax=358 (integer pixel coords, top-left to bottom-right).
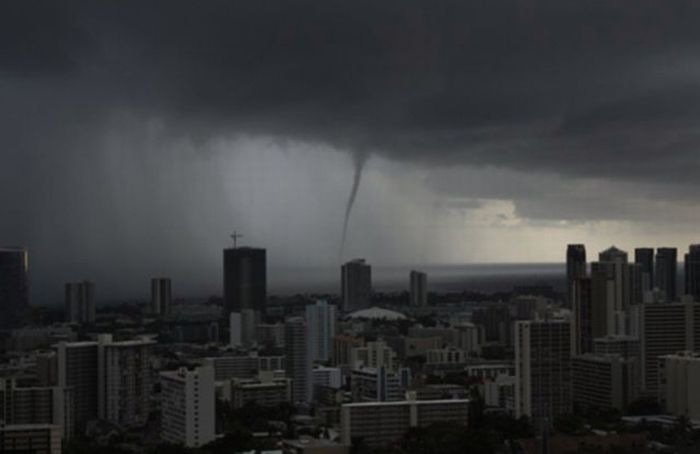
xmin=268 ymin=263 xmax=566 ymax=295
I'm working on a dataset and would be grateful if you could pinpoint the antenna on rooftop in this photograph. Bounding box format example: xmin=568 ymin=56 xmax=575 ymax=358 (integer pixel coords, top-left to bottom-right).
xmin=230 ymin=231 xmax=244 ymax=248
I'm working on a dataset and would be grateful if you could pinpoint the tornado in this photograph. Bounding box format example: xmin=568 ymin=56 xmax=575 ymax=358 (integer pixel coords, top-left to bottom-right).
xmin=339 ymin=152 xmax=368 ymax=259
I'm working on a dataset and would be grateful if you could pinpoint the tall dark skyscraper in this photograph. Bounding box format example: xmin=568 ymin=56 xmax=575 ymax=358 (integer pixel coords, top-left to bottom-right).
xmin=634 ymin=247 xmax=654 ymax=293
xmin=341 ymin=259 xmax=372 ymax=312
xmin=65 ymin=281 xmax=96 ymax=324
xmin=0 ymin=247 xmax=29 ymax=330
xmin=566 ymin=244 xmax=586 ymax=307
xmin=151 ymin=277 xmax=172 ymax=316
xmin=223 ymin=247 xmax=267 ymax=316
xmin=655 ymin=247 xmax=677 ymax=302
xmin=685 ymin=245 xmax=700 ymax=302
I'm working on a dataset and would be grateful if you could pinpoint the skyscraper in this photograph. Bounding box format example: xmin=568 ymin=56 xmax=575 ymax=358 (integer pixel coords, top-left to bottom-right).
xmin=0 ymin=247 xmax=29 ymax=330
xmin=223 ymin=246 xmax=266 ymax=315
xmin=65 ymin=281 xmax=95 ymax=324
xmin=409 ymin=270 xmax=427 ymax=307
xmin=634 ymin=248 xmax=654 ymax=293
xmin=341 ymin=259 xmax=371 ymax=312
xmin=570 ymin=277 xmax=592 ymax=356
xmin=150 ymin=277 xmax=172 ymax=316
xmin=284 ymin=317 xmax=311 ymax=403
xmin=591 ymin=246 xmax=638 ymax=336
xmin=515 ymin=319 xmax=572 ymax=426
xmin=686 ymin=245 xmax=700 ymax=302
xmin=566 ymin=244 xmax=586 ymax=307
xmin=305 ymin=300 xmax=336 ymax=362
xmin=655 ymin=247 xmax=677 ymax=302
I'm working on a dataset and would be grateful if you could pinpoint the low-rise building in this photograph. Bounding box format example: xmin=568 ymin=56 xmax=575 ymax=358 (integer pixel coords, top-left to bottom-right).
xmin=221 ymin=372 xmax=293 ymax=409
xmin=340 ymin=398 xmax=470 ymax=447
xmin=350 ymin=366 xmax=411 ymax=402
xmin=0 ymin=424 xmax=62 ymax=454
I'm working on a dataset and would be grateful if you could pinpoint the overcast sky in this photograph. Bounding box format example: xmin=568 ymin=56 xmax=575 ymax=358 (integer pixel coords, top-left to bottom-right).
xmin=3 ymin=1 xmax=700 ymax=303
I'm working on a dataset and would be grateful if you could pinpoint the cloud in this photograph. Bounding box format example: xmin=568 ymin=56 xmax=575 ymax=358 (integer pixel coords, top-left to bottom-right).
xmin=3 ymin=1 xmax=700 ymax=300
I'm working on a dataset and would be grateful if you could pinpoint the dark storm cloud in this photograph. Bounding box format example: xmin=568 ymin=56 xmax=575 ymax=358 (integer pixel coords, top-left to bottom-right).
xmin=4 ymin=0 xmax=700 ymax=181
xmin=4 ymin=0 xmax=700 ymax=302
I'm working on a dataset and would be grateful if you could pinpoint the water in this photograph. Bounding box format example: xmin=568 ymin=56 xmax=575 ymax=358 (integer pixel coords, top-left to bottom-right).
xmin=269 ymin=262 xmax=566 ymax=295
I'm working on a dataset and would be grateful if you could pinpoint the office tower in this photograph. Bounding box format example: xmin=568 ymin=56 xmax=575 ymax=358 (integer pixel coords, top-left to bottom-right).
xmin=305 ymin=300 xmax=336 ymax=362
xmin=150 ymin=277 xmax=172 ymax=316
xmin=56 ymin=341 xmax=98 ymax=434
xmin=658 ymin=352 xmax=700 ymax=420
xmin=97 ymin=334 xmax=154 ymax=428
xmin=514 ymin=320 xmax=572 ymax=424
xmin=0 ymin=247 xmax=29 ymax=330
xmin=685 ymin=244 xmax=700 ymax=301
xmin=341 ymin=259 xmax=372 ymax=312
xmin=350 ymin=340 xmax=397 ymax=370
xmin=571 ymin=354 xmax=639 ymax=412
xmin=566 ymin=244 xmax=587 ymax=307
xmin=409 ymin=270 xmax=427 ymax=307
xmin=631 ymin=299 xmax=700 ymax=395
xmin=341 ymin=397 xmax=470 ymax=448
xmin=351 ymin=366 xmax=411 ymax=402
xmin=0 ymin=424 xmax=62 ymax=454
xmin=655 ymin=247 xmax=677 ymax=302
xmin=571 ymin=277 xmax=592 ymax=356
xmin=160 ymin=366 xmax=216 ymax=448
xmin=223 ymin=246 xmax=266 ymax=315
xmin=284 ymin=317 xmax=311 ymax=403
xmin=590 ymin=246 xmax=639 ymax=337
xmin=634 ymin=248 xmax=654 ymax=293
xmin=64 ymin=281 xmax=95 ymax=324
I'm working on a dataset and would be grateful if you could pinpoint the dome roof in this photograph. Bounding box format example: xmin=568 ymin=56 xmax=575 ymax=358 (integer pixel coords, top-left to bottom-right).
xmin=346 ymin=306 xmax=407 ymax=321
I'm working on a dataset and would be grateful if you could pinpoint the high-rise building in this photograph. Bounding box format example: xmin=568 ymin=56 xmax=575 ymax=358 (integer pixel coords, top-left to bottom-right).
xmin=222 ymin=373 xmax=293 ymax=409
xmin=590 ymin=246 xmax=640 ymax=337
xmin=332 ymin=334 xmax=365 ymax=367
xmin=631 ymin=299 xmax=700 ymax=395
xmin=571 ymin=277 xmax=592 ymax=356
xmin=685 ymin=244 xmax=700 ymax=302
xmin=634 ymin=248 xmax=654 ymax=293
xmin=658 ymin=352 xmax=700 ymax=420
xmin=0 ymin=247 xmax=29 ymax=330
xmin=160 ymin=366 xmax=216 ymax=448
xmin=285 ymin=317 xmax=311 ymax=403
xmin=150 ymin=277 xmax=171 ymax=316
xmin=64 ymin=281 xmax=95 ymax=324
xmin=0 ymin=378 xmax=73 ymax=439
xmin=471 ymin=305 xmax=513 ymax=346
xmin=655 ymin=247 xmax=677 ymax=302
xmin=223 ymin=246 xmax=266 ymax=315
xmin=306 ymin=300 xmax=336 ymax=362
xmin=514 ymin=320 xmax=572 ymax=425
xmin=571 ymin=354 xmax=639 ymax=412
xmin=341 ymin=259 xmax=371 ymax=312
xmin=56 ymin=341 xmax=98 ymax=434
xmin=593 ymin=335 xmax=640 ymax=361
xmin=409 ymin=270 xmax=427 ymax=307
xmin=97 ymin=334 xmax=154 ymax=428
xmin=340 ymin=397 xmax=470 ymax=448
xmin=0 ymin=424 xmax=62 ymax=454
xmin=566 ymin=244 xmax=586 ymax=307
